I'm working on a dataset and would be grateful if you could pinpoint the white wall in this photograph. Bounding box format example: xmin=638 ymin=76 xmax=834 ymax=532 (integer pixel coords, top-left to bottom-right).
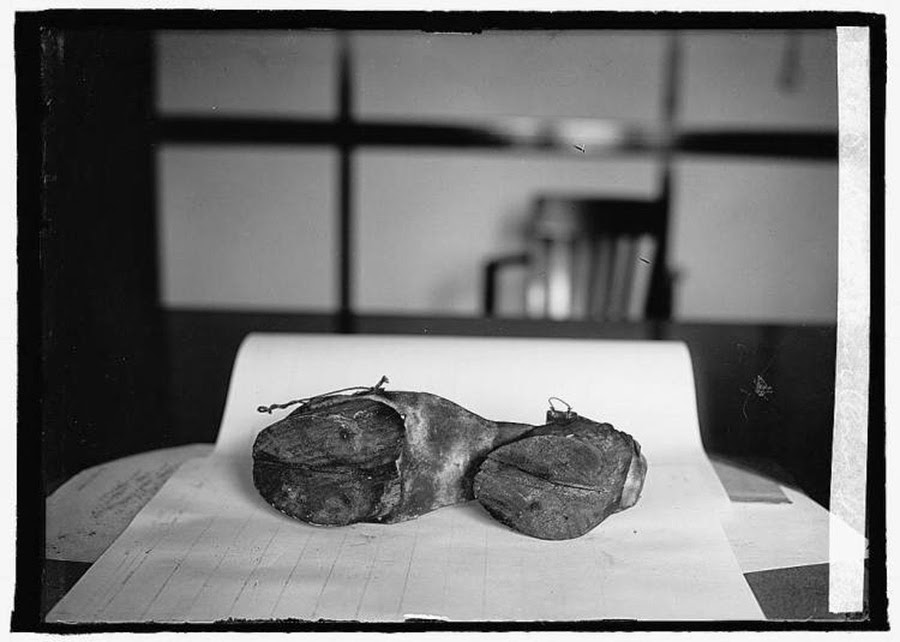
xmin=156 ymin=29 xmax=837 ymax=323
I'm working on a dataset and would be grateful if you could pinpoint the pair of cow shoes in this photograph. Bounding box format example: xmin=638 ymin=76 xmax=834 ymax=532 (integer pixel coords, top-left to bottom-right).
xmin=252 ymin=378 xmax=647 ymax=540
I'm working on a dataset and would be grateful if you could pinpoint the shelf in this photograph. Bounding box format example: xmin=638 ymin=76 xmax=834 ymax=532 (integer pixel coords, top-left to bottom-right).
xmin=156 ymin=115 xmax=837 ymax=160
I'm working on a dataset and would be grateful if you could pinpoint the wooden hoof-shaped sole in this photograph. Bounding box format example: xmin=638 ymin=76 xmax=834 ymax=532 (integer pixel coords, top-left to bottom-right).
xmin=252 ymin=390 xmax=535 ymax=526
xmin=473 ymin=425 xmax=645 ymax=540
xmin=252 ymin=397 xmax=405 ymax=526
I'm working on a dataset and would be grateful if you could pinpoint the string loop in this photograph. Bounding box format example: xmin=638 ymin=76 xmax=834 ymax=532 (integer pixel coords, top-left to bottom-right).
xmin=547 ymin=396 xmax=573 ymax=413
xmin=257 ymin=375 xmax=389 ymax=414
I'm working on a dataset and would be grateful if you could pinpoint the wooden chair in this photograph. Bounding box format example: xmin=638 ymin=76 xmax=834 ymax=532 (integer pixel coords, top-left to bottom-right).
xmin=483 ymin=194 xmax=674 ymax=321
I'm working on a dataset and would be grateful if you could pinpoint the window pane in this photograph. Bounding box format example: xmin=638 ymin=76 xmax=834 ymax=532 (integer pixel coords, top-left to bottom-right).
xmin=355 ymin=151 xmax=659 ymax=315
xmin=679 ymin=30 xmax=837 ymax=128
xmin=156 ymin=31 xmax=336 ymax=116
xmin=671 ymin=159 xmax=837 ymax=323
xmin=354 ymin=31 xmax=665 ymax=122
xmin=159 ymin=147 xmax=336 ymax=310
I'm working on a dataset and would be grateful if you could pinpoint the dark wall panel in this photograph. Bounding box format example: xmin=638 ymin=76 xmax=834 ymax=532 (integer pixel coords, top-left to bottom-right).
xmin=37 ymin=28 xmax=169 ymax=491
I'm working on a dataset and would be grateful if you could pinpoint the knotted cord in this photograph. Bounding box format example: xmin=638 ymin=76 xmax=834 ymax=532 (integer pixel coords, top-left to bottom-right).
xmin=257 ymin=375 xmax=389 ymax=414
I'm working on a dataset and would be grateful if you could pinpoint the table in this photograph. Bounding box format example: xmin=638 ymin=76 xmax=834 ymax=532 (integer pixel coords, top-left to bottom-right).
xmin=36 ymin=314 xmax=877 ymax=625
xmin=43 ymin=445 xmax=866 ymax=623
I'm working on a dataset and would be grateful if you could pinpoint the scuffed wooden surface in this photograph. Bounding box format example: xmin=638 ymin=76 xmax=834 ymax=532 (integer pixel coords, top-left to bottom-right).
xmin=253 ymin=397 xmax=405 ymax=525
xmin=252 ymin=390 xmax=533 ymax=526
xmin=474 ymin=417 xmax=645 ymax=540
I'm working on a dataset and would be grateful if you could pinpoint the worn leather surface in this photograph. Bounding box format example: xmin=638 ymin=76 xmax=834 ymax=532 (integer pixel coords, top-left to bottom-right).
xmin=252 ymin=390 xmax=534 ymax=525
xmin=474 ymin=415 xmax=646 ymax=540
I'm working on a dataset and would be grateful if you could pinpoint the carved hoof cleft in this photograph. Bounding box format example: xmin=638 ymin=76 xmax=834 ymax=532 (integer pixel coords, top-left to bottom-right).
xmin=473 ymin=414 xmax=647 ymax=540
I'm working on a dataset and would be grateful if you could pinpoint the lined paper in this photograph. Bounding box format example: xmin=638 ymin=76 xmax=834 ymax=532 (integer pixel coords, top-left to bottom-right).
xmin=46 ymin=444 xmax=215 ymax=563
xmin=48 ymin=334 xmax=764 ymax=622
xmin=50 ymin=456 xmax=761 ymax=622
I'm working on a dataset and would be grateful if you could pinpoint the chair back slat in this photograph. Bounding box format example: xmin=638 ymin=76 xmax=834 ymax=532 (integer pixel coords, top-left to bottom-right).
xmin=485 ymin=194 xmax=670 ymax=320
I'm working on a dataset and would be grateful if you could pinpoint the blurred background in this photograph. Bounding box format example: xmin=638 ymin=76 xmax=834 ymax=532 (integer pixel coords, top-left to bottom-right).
xmin=29 ymin=25 xmax=839 ymax=505
xmin=156 ymin=29 xmax=836 ymax=322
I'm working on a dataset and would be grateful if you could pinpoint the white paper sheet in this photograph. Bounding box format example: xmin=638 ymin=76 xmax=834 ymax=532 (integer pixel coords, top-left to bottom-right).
xmin=720 ymin=485 xmax=869 ymax=575
xmin=48 ymin=334 xmax=764 ymax=622
xmin=46 ymin=444 xmax=215 ymax=563
xmin=216 ymin=335 xmax=710 ymax=463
